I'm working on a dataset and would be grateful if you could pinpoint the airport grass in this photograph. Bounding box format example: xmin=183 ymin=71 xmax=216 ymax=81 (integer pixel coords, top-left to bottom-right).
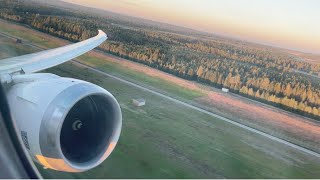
xmin=38 ymin=63 xmax=320 ymax=178
xmin=76 ymin=54 xmax=204 ymax=100
xmin=0 ymin=36 xmax=38 ymax=59
xmin=0 ymin=20 xmax=58 ymax=49
xmin=2 ymin=22 xmax=320 ymax=178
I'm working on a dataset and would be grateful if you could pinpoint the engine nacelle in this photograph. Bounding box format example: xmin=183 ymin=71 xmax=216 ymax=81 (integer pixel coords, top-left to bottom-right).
xmin=5 ymin=73 xmax=122 ymax=172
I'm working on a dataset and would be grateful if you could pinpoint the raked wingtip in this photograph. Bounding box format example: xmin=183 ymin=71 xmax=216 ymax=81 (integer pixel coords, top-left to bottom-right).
xmin=98 ymin=29 xmax=108 ymax=39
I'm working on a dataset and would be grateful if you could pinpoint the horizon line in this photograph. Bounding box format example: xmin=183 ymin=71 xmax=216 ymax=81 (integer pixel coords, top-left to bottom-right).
xmin=61 ymin=0 xmax=320 ymax=55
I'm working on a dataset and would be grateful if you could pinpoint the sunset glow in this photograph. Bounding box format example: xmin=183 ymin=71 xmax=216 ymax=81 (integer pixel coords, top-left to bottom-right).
xmin=63 ymin=0 xmax=320 ymax=54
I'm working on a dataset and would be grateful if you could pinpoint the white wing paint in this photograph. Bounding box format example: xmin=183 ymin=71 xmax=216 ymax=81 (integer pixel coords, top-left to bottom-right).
xmin=0 ymin=30 xmax=107 ymax=76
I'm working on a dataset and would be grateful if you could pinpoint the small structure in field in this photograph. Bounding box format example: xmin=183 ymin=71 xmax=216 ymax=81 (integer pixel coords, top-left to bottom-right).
xmin=132 ymin=98 xmax=146 ymax=107
xmin=15 ymin=38 xmax=22 ymax=44
xmin=222 ymin=88 xmax=229 ymax=93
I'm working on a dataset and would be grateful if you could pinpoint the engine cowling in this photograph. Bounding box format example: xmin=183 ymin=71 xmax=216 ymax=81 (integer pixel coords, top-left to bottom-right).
xmin=5 ymin=73 xmax=122 ymax=172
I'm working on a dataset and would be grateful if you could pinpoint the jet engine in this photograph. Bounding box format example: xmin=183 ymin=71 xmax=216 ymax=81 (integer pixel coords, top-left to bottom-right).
xmin=5 ymin=73 xmax=122 ymax=172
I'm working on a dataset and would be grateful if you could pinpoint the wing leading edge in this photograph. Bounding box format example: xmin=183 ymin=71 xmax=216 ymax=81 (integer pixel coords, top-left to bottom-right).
xmin=0 ymin=30 xmax=107 ymax=76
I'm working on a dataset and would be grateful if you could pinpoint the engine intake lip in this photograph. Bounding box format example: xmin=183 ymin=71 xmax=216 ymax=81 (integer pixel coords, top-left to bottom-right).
xmin=39 ymin=80 xmax=122 ymax=172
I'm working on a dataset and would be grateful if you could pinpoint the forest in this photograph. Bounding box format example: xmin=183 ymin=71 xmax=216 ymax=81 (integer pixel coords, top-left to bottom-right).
xmin=1 ymin=0 xmax=320 ymax=120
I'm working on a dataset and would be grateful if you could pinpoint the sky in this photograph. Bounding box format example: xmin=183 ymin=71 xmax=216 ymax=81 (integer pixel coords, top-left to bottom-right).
xmin=62 ymin=0 xmax=320 ymax=54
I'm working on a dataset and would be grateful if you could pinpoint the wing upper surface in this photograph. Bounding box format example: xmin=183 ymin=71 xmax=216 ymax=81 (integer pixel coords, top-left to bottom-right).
xmin=0 ymin=30 xmax=107 ymax=75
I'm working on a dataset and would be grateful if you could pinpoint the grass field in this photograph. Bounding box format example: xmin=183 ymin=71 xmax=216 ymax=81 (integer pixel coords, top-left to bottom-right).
xmin=1 ymin=21 xmax=320 ymax=178
xmin=41 ymin=63 xmax=320 ymax=178
xmin=0 ymin=20 xmax=59 ymax=49
xmin=0 ymin=36 xmax=38 ymax=59
xmin=76 ymin=54 xmax=204 ymax=100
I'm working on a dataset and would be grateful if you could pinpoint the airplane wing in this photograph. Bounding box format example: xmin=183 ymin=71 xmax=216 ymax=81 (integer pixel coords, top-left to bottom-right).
xmin=0 ymin=30 xmax=107 ymax=76
xmin=2 ymin=29 xmax=122 ymax=173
